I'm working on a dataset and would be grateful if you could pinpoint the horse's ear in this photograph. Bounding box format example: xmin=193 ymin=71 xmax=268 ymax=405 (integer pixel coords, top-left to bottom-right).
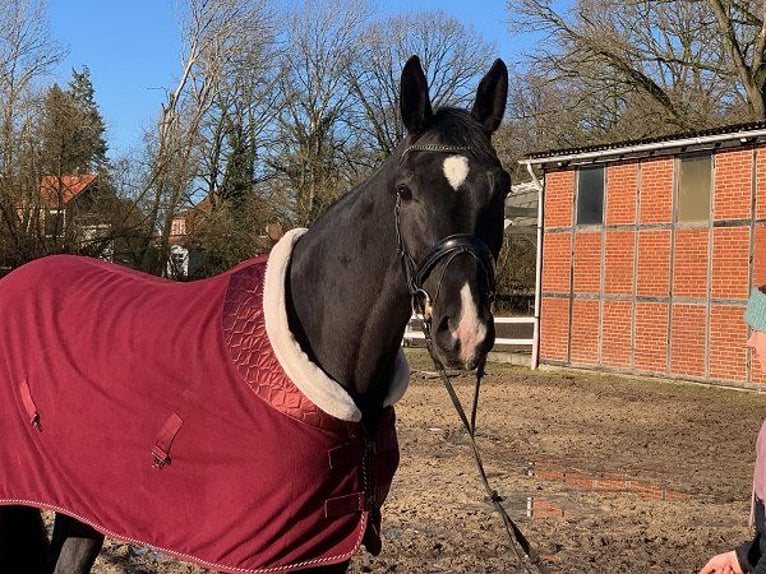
xmin=400 ymin=55 xmax=433 ymax=135
xmin=471 ymin=59 xmax=508 ymax=133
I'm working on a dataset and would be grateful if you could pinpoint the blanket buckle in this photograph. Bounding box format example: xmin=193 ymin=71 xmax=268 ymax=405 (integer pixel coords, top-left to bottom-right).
xmin=151 ymin=449 xmax=171 ymax=469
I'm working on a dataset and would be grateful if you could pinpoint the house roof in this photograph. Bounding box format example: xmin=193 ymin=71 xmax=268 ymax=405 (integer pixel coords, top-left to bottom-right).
xmin=40 ymin=174 xmax=97 ymax=207
xmin=520 ymin=120 xmax=766 ymax=168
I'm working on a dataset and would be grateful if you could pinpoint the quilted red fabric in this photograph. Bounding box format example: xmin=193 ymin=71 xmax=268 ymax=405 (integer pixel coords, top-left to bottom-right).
xmin=0 ymin=254 xmax=399 ymax=573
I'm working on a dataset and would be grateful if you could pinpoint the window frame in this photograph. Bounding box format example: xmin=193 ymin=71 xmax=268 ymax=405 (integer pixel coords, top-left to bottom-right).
xmin=575 ymin=165 xmax=605 ymax=226
xmin=676 ymin=153 xmax=712 ymax=224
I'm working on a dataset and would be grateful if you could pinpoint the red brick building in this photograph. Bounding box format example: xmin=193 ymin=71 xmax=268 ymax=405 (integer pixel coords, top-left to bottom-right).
xmin=521 ymin=122 xmax=766 ymax=386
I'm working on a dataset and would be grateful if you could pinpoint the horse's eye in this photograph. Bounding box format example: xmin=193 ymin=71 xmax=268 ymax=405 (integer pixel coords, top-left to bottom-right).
xmin=395 ymin=184 xmax=413 ymax=201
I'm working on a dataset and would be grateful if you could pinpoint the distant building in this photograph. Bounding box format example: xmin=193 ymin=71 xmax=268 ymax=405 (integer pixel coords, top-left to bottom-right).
xmin=166 ymin=197 xmax=211 ymax=279
xmin=33 ymin=173 xmax=115 ymax=259
xmin=167 ymin=196 xmax=284 ymax=280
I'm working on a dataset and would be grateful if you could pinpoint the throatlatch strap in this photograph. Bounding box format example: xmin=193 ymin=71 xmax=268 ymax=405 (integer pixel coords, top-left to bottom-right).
xmin=19 ymin=379 xmax=41 ymax=431
xmin=152 ymin=412 xmax=183 ymax=469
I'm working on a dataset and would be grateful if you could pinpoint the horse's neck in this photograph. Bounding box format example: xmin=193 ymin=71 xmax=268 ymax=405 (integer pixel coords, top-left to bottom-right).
xmin=286 ymin=168 xmax=411 ymax=423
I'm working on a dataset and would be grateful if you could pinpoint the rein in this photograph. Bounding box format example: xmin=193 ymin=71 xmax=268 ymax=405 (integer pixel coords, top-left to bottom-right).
xmin=393 ymin=145 xmax=549 ymax=574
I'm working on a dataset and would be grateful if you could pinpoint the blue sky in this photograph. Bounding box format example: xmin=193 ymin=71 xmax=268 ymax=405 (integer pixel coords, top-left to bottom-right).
xmin=48 ymin=0 xmax=519 ymax=158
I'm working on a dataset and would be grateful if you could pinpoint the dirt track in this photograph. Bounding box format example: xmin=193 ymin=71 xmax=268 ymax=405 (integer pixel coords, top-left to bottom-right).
xmin=90 ymin=350 xmax=766 ymax=573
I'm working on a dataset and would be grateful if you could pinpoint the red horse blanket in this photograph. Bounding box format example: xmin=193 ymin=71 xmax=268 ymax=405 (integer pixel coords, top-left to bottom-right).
xmin=0 ymin=229 xmax=409 ymax=573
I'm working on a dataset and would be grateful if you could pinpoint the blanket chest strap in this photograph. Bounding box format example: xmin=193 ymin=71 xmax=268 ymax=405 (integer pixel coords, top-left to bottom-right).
xmin=18 ymin=379 xmax=41 ymax=431
xmin=151 ymin=412 xmax=183 ymax=469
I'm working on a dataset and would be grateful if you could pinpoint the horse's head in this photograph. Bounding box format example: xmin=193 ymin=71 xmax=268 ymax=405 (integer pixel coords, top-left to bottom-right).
xmin=394 ymin=55 xmax=509 ymax=370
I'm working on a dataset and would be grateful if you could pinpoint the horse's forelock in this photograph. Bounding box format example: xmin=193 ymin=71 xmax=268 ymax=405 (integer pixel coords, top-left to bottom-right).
xmin=414 ymin=107 xmax=499 ymax=165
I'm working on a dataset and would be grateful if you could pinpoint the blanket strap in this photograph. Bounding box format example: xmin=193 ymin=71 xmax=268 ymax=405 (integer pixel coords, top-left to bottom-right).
xmin=19 ymin=379 xmax=41 ymax=431
xmin=326 ymin=442 xmax=369 ymax=518
xmin=324 ymin=493 xmax=366 ymax=518
xmin=152 ymin=413 xmax=183 ymax=469
xmin=325 ymin=440 xmax=378 ymax=519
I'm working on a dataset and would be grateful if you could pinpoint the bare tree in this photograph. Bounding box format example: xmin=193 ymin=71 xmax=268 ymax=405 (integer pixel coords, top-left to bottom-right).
xmin=0 ymin=0 xmax=64 ymax=264
xmin=705 ymin=0 xmax=766 ymax=119
xmin=269 ymin=0 xmax=370 ymax=226
xmin=505 ymin=0 xmax=755 ymax=145
xmin=134 ymin=0 xmax=276 ymax=274
xmin=196 ymin=2 xmax=280 ymax=209
xmin=346 ymin=11 xmax=497 ymax=159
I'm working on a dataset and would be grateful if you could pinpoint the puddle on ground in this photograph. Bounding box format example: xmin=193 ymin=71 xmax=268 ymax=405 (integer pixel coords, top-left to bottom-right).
xmin=527 ymin=460 xmax=688 ymax=501
xmin=497 ymin=461 xmax=693 ymax=523
xmin=504 ymin=494 xmax=579 ymax=522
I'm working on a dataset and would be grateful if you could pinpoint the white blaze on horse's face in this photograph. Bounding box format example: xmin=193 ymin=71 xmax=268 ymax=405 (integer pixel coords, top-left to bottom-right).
xmin=451 ymin=282 xmax=488 ymax=365
xmin=443 ymin=155 xmax=469 ymax=190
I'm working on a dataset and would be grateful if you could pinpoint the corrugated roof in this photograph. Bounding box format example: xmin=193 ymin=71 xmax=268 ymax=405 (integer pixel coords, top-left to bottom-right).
xmin=522 ymin=120 xmax=766 ymax=161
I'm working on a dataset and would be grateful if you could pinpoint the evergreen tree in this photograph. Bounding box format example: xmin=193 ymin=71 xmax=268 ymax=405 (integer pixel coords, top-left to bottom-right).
xmin=67 ymin=65 xmax=109 ymax=170
xmin=37 ymin=66 xmax=109 ymax=175
xmin=219 ymin=116 xmax=255 ymax=210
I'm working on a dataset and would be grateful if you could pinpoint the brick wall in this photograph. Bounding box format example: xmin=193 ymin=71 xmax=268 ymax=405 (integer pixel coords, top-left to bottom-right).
xmin=541 ymin=232 xmax=571 ymax=293
xmin=670 ymin=304 xmax=706 ymax=377
xmin=541 ymin=169 xmax=574 ymax=364
xmin=633 ymin=302 xmax=668 ymax=373
xmin=601 ymin=301 xmax=632 ymax=368
xmin=754 ymin=225 xmax=766 ymax=288
xmin=712 ymin=227 xmax=750 ymax=300
xmin=604 ymin=231 xmax=634 ymax=295
xmin=673 ymin=228 xmax=708 ymax=298
xmin=573 ymin=231 xmax=601 ymax=293
xmin=539 ymin=145 xmax=761 ymax=386
xmin=540 ymin=296 xmax=569 ymax=361
xmin=757 ymin=150 xmax=766 ymax=220
xmin=606 ymin=163 xmax=638 ymax=225
xmin=636 ymin=230 xmax=671 ymax=297
xmin=709 ymin=305 xmax=747 ymax=382
xmin=714 ymin=150 xmax=752 ymax=220
xmin=639 ymin=159 xmax=673 ymax=224
xmin=544 ymin=170 xmax=574 ymax=228
xmin=571 ymin=299 xmax=599 ymax=364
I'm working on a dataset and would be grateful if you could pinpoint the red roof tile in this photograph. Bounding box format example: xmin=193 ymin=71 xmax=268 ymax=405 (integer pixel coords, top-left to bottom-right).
xmin=39 ymin=174 xmax=97 ymax=207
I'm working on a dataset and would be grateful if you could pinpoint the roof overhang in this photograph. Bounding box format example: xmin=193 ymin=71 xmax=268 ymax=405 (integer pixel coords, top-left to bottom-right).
xmin=520 ymin=127 xmax=766 ymax=170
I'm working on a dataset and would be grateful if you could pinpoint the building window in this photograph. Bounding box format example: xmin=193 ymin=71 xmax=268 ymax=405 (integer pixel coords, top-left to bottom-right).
xmin=576 ymin=166 xmax=604 ymax=225
xmin=677 ymin=155 xmax=711 ymax=222
xmin=171 ymin=217 xmax=186 ymax=237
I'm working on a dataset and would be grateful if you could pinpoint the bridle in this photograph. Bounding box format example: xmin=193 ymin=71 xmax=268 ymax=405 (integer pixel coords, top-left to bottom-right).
xmin=394 ymin=143 xmax=550 ymax=574
xmin=395 ymin=144 xmax=497 ymax=331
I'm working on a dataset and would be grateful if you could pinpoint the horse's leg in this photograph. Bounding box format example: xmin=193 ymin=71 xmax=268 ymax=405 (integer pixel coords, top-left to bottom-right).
xmin=48 ymin=513 xmax=103 ymax=574
xmin=0 ymin=505 xmax=49 ymax=574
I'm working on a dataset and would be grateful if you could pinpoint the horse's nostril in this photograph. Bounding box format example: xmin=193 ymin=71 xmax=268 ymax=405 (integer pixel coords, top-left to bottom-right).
xmin=436 ymin=316 xmax=457 ymax=346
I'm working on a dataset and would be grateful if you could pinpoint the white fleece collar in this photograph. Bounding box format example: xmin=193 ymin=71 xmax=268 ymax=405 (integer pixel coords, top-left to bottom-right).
xmin=263 ymin=228 xmax=410 ymax=422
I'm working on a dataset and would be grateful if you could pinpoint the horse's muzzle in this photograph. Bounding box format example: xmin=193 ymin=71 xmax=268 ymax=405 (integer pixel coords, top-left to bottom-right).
xmin=432 ymin=312 xmax=495 ymax=370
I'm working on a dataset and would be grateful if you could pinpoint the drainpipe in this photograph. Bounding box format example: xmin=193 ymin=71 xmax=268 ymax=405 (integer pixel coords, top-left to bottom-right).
xmin=525 ymin=161 xmax=544 ymax=370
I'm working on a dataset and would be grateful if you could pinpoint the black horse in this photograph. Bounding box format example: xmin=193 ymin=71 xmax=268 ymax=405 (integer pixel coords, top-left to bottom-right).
xmin=0 ymin=55 xmax=508 ymax=573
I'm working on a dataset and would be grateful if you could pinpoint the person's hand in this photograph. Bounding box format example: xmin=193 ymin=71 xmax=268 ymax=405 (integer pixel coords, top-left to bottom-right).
xmin=699 ymin=551 xmax=744 ymax=574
